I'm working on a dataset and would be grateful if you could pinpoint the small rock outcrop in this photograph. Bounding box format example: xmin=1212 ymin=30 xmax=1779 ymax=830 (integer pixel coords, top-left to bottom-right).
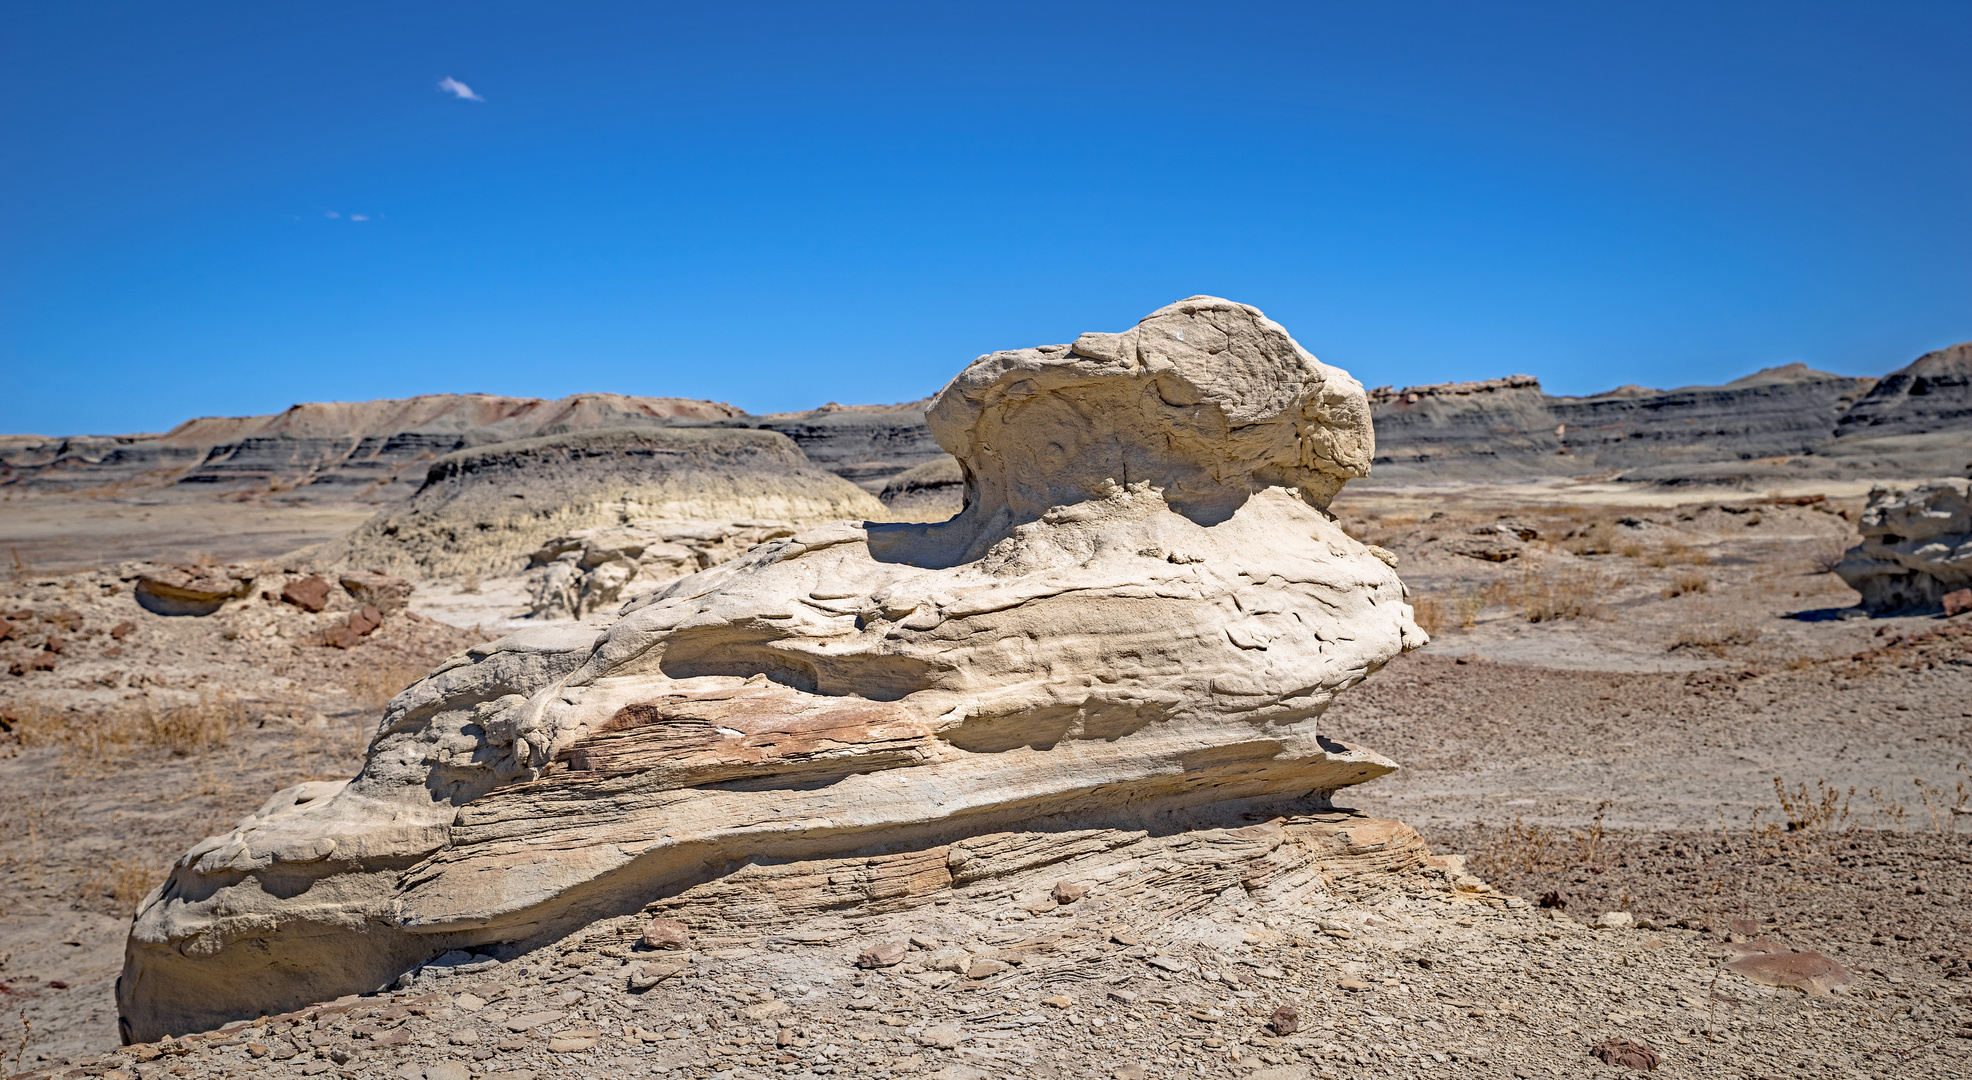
xmin=131 ymin=565 xmax=256 ymax=617
xmin=1836 ymin=479 xmax=1972 ymax=613
xmin=524 ymin=519 xmax=798 ymax=619
xmin=119 ymin=297 xmax=1423 ymax=1041
xmin=308 ymin=427 xmax=885 ymax=579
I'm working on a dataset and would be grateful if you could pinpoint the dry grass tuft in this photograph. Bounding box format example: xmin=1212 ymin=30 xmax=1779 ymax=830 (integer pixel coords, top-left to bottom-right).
xmin=78 ymin=855 xmax=169 ymax=915
xmin=1644 ymin=542 xmax=1712 ymax=568
xmin=1662 ymin=571 xmax=1710 ymax=598
xmin=6 ymin=692 xmax=246 ymax=762
xmin=1412 ymin=595 xmax=1449 ymax=636
xmin=1486 ymin=568 xmax=1613 ymax=622
xmin=1668 ymin=619 xmax=1762 ymax=655
xmin=349 ymin=657 xmax=433 ymax=713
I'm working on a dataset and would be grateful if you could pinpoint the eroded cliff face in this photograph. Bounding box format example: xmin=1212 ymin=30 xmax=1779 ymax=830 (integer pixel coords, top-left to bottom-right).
xmin=1835 ymin=343 xmax=1972 ymax=439
xmin=119 ymin=297 xmax=1423 ymax=1042
xmin=0 ymin=394 xmax=744 ymax=494
xmin=1364 ymin=364 xmax=1881 ymax=480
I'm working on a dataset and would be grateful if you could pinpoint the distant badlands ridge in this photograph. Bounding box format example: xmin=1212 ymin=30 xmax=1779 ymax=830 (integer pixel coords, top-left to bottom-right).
xmin=3 ymin=340 xmax=1969 ymax=500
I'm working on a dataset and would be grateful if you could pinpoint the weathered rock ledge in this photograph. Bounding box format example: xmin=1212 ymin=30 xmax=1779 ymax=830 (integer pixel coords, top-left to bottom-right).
xmin=119 ymin=297 xmax=1424 ymax=1042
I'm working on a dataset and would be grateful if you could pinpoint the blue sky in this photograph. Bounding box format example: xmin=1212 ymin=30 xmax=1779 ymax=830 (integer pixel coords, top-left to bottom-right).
xmin=3 ymin=2 xmax=1968 ymax=435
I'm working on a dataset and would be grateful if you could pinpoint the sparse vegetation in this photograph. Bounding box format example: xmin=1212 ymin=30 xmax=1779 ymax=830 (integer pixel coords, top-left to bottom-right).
xmin=349 ymin=657 xmax=431 ymax=712
xmin=6 ymin=692 xmax=246 ymax=763
xmin=1487 ymin=568 xmax=1613 ymax=622
xmin=1668 ymin=618 xmax=1761 ymax=654
xmin=1662 ymin=570 xmax=1709 ymax=598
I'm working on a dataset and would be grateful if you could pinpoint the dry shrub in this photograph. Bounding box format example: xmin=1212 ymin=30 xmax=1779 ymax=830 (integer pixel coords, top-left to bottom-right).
xmin=1668 ymin=620 xmax=1762 ymax=655
xmin=1466 ymin=816 xmax=1557 ymax=879
xmin=1662 ymin=571 xmax=1709 ymax=598
xmin=79 ymin=855 xmax=169 ymax=915
xmin=1412 ymin=595 xmax=1449 ymax=636
xmin=349 ymin=657 xmax=433 ymax=712
xmin=1808 ymin=541 xmax=1850 ymax=575
xmin=1562 ymin=520 xmax=1622 ymax=556
xmin=1773 ymin=777 xmax=1852 ymax=833
xmin=8 ymin=692 xmax=245 ymax=762
xmin=1500 ymin=568 xmax=1611 ymax=622
xmin=1645 ymin=542 xmax=1711 ymax=568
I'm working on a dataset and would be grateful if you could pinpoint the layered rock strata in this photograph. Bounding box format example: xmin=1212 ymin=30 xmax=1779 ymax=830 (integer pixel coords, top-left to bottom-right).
xmin=0 ymin=393 xmax=741 ymax=494
xmin=308 ymin=427 xmax=885 ymax=579
xmin=1836 ymin=479 xmax=1972 ymax=613
xmin=120 ymin=297 xmax=1424 ymax=1042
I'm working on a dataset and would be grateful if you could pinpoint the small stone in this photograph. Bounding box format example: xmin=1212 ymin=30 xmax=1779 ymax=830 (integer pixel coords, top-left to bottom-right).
xmin=1113 ymin=1065 xmax=1147 ymax=1080
xmin=1041 ymin=995 xmax=1073 ymax=1008
xmin=504 ymin=1010 xmax=565 ymax=1032
xmin=1107 ymin=989 xmax=1138 ymax=1004
xmin=740 ymin=999 xmax=789 ymax=1021
xmin=246 ymin=1044 xmax=270 ymax=1059
xmin=1267 ymin=1005 xmax=1300 ymax=1035
xmin=1595 ymin=911 xmax=1636 ymax=931
xmin=925 ymin=949 xmax=973 ymax=973
xmin=857 ymin=941 xmax=908 ymax=969
xmin=1147 ymin=955 xmax=1189 ymax=973
xmin=965 ymin=959 xmax=1010 ymax=980
xmin=495 ymin=1036 xmax=530 ymax=1052
xmin=1590 ymin=1038 xmax=1660 ymax=1071
xmin=447 ymin=1029 xmax=479 ymax=1045
xmin=546 ymin=1028 xmax=601 ymax=1052
xmin=1110 ymin=930 xmax=1140 ymax=947
xmin=1336 ymin=979 xmax=1370 ymax=992
xmin=454 ymin=992 xmax=486 ymax=1012
xmin=640 ymin=917 xmax=690 ymax=951
xmin=280 ymin=576 xmax=332 ymax=612
xmin=425 ymin=1064 xmax=471 ymax=1080
xmin=1051 ymin=881 xmax=1089 ymax=904
xmin=918 ymin=1024 xmax=962 ymax=1049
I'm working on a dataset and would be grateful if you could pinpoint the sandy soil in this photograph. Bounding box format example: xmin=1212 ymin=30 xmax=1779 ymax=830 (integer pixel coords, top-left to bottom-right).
xmin=0 ymin=493 xmax=377 ymax=574
xmin=2 ymin=481 xmax=1969 ymax=1077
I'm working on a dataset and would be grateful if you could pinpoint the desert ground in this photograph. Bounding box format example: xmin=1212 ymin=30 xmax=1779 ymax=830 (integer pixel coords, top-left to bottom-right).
xmin=1 ymin=471 xmax=1966 ymax=1080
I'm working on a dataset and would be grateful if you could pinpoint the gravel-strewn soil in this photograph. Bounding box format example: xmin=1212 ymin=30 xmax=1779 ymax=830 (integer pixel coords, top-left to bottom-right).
xmin=8 ymin=483 xmax=1972 ymax=1078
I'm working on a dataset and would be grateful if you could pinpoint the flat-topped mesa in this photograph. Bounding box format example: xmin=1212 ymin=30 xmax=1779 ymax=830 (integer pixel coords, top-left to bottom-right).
xmin=120 ymin=297 xmax=1423 ymax=1042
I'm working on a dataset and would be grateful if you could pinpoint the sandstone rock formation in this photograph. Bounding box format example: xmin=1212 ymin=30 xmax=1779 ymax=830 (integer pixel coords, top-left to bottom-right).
xmin=131 ymin=565 xmax=257 ymax=617
xmin=524 ymin=519 xmax=800 ymax=619
xmin=308 ymin=427 xmax=885 ymax=579
xmin=119 ymin=297 xmax=1423 ymax=1042
xmin=1836 ymin=479 xmax=1972 ymax=613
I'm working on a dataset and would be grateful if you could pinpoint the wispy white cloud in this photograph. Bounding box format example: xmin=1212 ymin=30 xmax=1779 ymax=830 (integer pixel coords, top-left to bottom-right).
xmin=324 ymin=211 xmax=340 ymax=218
xmin=437 ymin=76 xmax=484 ymax=102
xmin=350 ymin=214 xmax=369 ymax=221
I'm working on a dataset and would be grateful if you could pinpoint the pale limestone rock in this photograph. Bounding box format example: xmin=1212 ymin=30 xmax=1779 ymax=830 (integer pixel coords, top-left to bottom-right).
xmin=120 ymin=296 xmax=1423 ymax=1041
xmin=1835 ymin=478 xmax=1972 ymax=613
